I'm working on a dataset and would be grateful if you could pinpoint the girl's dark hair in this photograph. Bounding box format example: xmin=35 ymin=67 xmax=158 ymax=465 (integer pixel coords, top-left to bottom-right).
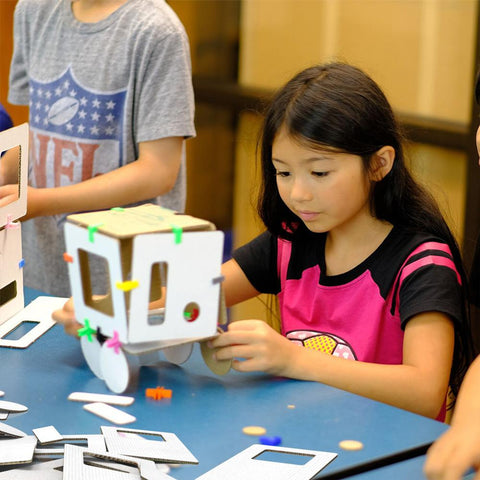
xmin=257 ymin=61 xmax=473 ymax=400
xmin=468 ymin=70 xmax=480 ymax=307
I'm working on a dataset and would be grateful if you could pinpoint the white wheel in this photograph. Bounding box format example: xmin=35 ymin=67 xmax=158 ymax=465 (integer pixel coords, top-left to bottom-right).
xmin=163 ymin=342 xmax=193 ymax=365
xmin=80 ymin=335 xmax=104 ymax=380
xmin=100 ymin=343 xmax=139 ymax=393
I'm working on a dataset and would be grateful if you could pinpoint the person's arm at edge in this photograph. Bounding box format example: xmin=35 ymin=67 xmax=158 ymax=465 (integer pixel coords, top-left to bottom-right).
xmin=3 ymin=136 xmax=183 ymax=220
xmin=424 ymin=354 xmax=480 ymax=480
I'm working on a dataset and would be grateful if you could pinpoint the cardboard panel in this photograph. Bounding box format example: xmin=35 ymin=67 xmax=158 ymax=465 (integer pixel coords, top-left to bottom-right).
xmin=127 ymin=230 xmax=223 ymax=343
xmin=0 ymin=226 xmax=23 ymax=324
xmin=0 ymin=123 xmax=28 ymax=225
xmin=64 ymin=222 xmax=128 ymax=341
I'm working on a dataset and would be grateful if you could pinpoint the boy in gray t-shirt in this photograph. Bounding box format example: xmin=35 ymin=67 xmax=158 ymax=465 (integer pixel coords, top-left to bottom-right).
xmin=7 ymin=0 xmax=195 ymax=296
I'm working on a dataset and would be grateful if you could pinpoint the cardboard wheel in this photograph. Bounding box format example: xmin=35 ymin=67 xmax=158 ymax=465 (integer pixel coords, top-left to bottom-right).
xmin=100 ymin=343 xmax=139 ymax=393
xmin=163 ymin=343 xmax=193 ymax=365
xmin=80 ymin=334 xmax=104 ymax=380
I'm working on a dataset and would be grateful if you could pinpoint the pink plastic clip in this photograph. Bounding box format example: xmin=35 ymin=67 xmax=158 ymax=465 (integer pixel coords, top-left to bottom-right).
xmin=105 ymin=330 xmax=122 ymax=354
xmin=5 ymin=214 xmax=19 ymax=230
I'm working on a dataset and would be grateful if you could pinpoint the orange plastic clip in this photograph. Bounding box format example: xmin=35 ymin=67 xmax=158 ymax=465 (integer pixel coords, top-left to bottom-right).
xmin=145 ymin=386 xmax=172 ymax=401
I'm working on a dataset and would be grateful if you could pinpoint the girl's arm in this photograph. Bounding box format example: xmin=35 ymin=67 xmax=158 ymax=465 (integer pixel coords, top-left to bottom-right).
xmin=0 ymin=136 xmax=183 ymax=219
xmin=222 ymin=258 xmax=261 ymax=307
xmin=212 ymin=260 xmax=455 ymax=419
xmin=424 ymin=355 xmax=480 ymax=479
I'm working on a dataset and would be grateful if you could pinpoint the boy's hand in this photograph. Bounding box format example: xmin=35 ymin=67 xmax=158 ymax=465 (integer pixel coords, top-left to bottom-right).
xmin=0 ymin=184 xmax=19 ymax=208
xmin=210 ymin=319 xmax=296 ymax=376
xmin=52 ymin=297 xmax=81 ymax=338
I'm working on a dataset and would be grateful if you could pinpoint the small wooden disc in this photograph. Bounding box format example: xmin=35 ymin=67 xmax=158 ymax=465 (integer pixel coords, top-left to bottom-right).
xmin=200 ymin=328 xmax=232 ymax=375
xmin=338 ymin=439 xmax=364 ymax=451
xmin=242 ymin=426 xmax=267 ymax=436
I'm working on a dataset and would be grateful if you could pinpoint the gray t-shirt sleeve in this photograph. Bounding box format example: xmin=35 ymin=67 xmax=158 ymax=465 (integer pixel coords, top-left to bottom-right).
xmin=8 ymin=0 xmax=30 ymax=105
xmin=135 ymin=25 xmax=195 ymax=142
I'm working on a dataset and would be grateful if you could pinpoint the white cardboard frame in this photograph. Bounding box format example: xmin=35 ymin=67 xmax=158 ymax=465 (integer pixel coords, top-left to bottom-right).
xmin=0 ymin=296 xmax=67 ymax=348
xmin=34 ymin=434 xmax=106 ymax=457
xmin=0 ymin=123 xmax=28 ymax=226
xmin=196 ymin=444 xmax=338 ymax=480
xmin=101 ymin=426 xmax=198 ymax=464
xmin=0 ymin=436 xmax=37 ymax=465
xmin=62 ymin=444 xmax=171 ymax=480
xmin=0 ymin=226 xmax=24 ymax=324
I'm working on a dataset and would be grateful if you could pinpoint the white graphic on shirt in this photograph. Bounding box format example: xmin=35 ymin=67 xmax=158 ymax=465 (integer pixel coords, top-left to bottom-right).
xmin=286 ymin=330 xmax=357 ymax=360
xmin=27 ymin=68 xmax=127 ymax=225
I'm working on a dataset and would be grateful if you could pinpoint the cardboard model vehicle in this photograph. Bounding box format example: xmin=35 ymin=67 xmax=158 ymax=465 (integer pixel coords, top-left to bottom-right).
xmin=63 ymin=203 xmax=229 ymax=392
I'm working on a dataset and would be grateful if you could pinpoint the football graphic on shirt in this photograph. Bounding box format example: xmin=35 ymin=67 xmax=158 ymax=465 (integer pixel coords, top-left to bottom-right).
xmin=286 ymin=330 xmax=357 ymax=360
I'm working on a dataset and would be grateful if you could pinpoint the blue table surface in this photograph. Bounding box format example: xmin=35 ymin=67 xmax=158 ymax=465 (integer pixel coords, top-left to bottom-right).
xmin=0 ymin=288 xmax=449 ymax=479
xmin=348 ymin=455 xmax=474 ymax=480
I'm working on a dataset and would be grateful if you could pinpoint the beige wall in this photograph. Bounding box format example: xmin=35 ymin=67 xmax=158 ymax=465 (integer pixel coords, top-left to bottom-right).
xmin=232 ymin=0 xmax=476 ymax=321
xmin=239 ymin=0 xmax=477 ymax=123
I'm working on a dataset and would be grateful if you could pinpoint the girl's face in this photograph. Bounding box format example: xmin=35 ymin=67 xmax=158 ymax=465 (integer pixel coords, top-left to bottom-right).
xmin=271 ymin=129 xmax=372 ymax=235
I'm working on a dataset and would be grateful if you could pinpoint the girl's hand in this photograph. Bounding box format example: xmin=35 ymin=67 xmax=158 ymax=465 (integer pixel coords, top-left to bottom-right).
xmin=424 ymin=422 xmax=480 ymax=479
xmin=211 ymin=320 xmax=298 ymax=375
xmin=52 ymin=297 xmax=82 ymax=338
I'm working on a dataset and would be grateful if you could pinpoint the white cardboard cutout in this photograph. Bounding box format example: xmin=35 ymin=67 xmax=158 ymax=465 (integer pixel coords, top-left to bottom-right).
xmin=0 ymin=227 xmax=24 ymax=324
xmin=34 ymin=434 xmax=106 ymax=457
xmin=32 ymin=426 xmax=63 ymax=444
xmin=0 ymin=400 xmax=28 ymax=414
xmin=68 ymin=392 xmax=134 ymax=406
xmin=0 ymin=296 xmax=67 ymax=348
xmin=83 ymin=403 xmax=136 ymax=425
xmin=101 ymin=426 xmax=198 ymax=464
xmin=196 ymin=444 xmax=338 ymax=480
xmin=62 ymin=444 xmax=173 ymax=480
xmin=128 ymin=230 xmax=223 ymax=343
xmin=0 ymin=422 xmax=26 ymax=438
xmin=0 ymin=436 xmax=37 ymax=465
xmin=0 ymin=123 xmax=28 ymax=225
xmin=0 ymin=458 xmax=64 ymax=479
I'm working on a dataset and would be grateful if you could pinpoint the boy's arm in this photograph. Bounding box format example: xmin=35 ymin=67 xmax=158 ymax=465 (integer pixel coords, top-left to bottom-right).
xmin=0 ymin=147 xmax=21 ymax=186
xmin=424 ymin=355 xmax=480 ymax=479
xmin=0 ymin=136 xmax=183 ymax=219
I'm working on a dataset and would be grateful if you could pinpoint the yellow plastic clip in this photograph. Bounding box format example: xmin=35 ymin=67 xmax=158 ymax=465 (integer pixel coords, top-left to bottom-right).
xmin=115 ymin=280 xmax=139 ymax=292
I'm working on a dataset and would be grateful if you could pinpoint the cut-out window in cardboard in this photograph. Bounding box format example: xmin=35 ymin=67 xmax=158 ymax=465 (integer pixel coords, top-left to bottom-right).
xmin=0 ymin=124 xmax=28 ymax=326
xmin=2 ymin=319 xmax=36 ymax=340
xmin=0 ymin=144 xmax=20 ymax=205
xmin=253 ymin=449 xmax=314 ymax=465
xmin=0 ymin=281 xmax=17 ymax=307
xmin=101 ymin=426 xmax=198 ymax=464
xmin=78 ymin=249 xmax=114 ymax=316
xmin=0 ymin=123 xmax=28 ymax=225
xmin=34 ymin=434 xmax=106 ymax=457
xmin=0 ymin=297 xmax=68 ymax=349
xmin=147 ymin=262 xmax=166 ymax=326
xmin=196 ymin=444 xmax=337 ymax=480
xmin=183 ymin=301 xmax=200 ymax=322
xmin=62 ymin=444 xmax=167 ymax=480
